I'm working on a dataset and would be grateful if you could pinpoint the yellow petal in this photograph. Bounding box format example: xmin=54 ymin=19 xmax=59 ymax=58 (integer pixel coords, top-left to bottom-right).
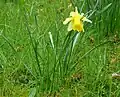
xmin=70 ymin=12 xmax=76 ymax=16
xmin=63 ymin=18 xmax=72 ymax=25
xmin=82 ymin=28 xmax=84 ymax=32
xmin=75 ymin=7 xmax=78 ymax=14
xmin=79 ymin=13 xmax=84 ymax=18
xmin=82 ymin=17 xmax=92 ymax=23
xmin=67 ymin=22 xmax=73 ymax=31
xmin=80 ymin=13 xmax=84 ymax=17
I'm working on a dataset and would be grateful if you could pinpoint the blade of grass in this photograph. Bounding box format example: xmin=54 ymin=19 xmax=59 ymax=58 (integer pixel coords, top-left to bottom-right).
xmin=24 ymin=9 xmax=42 ymax=76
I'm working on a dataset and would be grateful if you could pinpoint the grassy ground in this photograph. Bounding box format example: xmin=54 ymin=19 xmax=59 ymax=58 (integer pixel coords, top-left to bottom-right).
xmin=0 ymin=0 xmax=120 ymax=97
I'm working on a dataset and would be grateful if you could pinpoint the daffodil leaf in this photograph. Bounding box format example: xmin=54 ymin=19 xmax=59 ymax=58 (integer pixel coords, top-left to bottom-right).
xmin=98 ymin=3 xmax=112 ymax=14
xmin=29 ymin=88 xmax=36 ymax=97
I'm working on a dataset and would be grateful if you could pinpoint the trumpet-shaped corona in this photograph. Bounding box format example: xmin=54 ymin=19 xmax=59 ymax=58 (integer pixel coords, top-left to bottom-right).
xmin=63 ymin=7 xmax=92 ymax=32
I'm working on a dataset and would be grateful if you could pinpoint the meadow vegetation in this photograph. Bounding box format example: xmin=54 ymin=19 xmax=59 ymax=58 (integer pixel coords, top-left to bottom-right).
xmin=0 ymin=0 xmax=120 ymax=97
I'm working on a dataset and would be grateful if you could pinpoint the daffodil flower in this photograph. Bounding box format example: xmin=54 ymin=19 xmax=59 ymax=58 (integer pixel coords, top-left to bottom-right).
xmin=63 ymin=7 xmax=92 ymax=32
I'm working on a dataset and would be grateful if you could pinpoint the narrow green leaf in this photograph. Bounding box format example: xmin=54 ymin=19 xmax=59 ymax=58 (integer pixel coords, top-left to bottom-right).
xmin=29 ymin=88 xmax=36 ymax=97
xmin=98 ymin=3 xmax=112 ymax=13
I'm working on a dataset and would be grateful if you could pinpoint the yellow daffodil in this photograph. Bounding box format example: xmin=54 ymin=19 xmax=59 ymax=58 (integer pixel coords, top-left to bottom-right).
xmin=63 ymin=7 xmax=92 ymax=32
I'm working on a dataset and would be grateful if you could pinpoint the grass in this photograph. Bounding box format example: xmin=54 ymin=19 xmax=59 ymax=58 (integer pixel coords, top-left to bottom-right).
xmin=0 ymin=0 xmax=120 ymax=97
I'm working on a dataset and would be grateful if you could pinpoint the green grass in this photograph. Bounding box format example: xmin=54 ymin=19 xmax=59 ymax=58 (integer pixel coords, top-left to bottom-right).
xmin=0 ymin=0 xmax=120 ymax=97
